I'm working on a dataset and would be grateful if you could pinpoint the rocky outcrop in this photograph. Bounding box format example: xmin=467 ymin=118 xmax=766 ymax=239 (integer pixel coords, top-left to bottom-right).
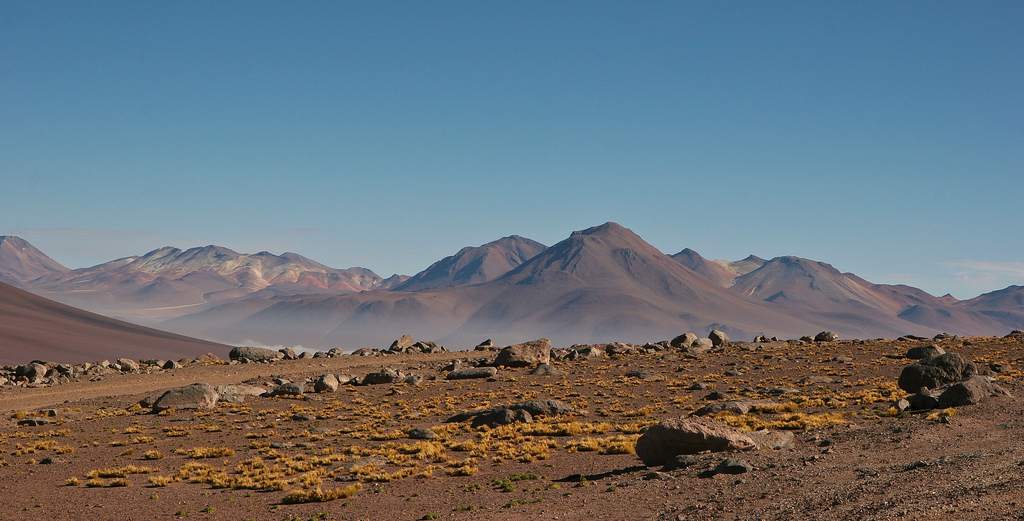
xmin=936 ymin=376 xmax=1011 ymax=408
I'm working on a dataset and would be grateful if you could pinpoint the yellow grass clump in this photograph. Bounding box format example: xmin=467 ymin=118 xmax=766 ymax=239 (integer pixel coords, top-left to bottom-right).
xmin=281 ymin=483 xmax=362 ymax=504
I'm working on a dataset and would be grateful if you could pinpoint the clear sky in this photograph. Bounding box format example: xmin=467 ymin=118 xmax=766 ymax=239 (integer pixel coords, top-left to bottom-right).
xmin=2 ymin=1 xmax=1021 ymax=299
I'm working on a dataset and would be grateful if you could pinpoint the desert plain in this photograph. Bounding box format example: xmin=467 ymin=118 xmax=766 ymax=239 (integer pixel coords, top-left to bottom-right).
xmin=0 ymin=333 xmax=1022 ymax=521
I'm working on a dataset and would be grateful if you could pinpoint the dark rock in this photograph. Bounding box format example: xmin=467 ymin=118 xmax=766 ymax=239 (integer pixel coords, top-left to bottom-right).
xmin=162 ymin=360 xmax=183 ymax=370
xmin=407 ymin=428 xmax=436 ymax=440
xmin=936 ymin=376 xmax=1011 ymax=408
xmin=898 ymin=353 xmax=975 ymax=393
xmin=713 ymin=458 xmax=753 ymax=475
xmin=292 ymin=413 xmax=313 ymax=421
xmin=814 ymin=331 xmax=839 ymax=342
xmin=471 ymin=408 xmax=532 ymax=428
xmin=625 ymin=369 xmax=659 ymax=380
xmin=1004 ymin=329 xmax=1024 ymax=339
xmin=906 ymin=345 xmax=945 ymax=360
xmin=269 ymin=382 xmax=304 ymax=396
xmin=907 ymin=391 xmax=940 ymax=411
xmin=445 ymin=399 xmax=581 ymax=424
xmin=661 ymin=454 xmax=700 ymax=471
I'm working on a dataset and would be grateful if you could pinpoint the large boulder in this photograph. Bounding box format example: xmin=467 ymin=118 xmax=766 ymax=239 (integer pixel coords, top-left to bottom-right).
xmin=898 ymin=353 xmax=976 ymax=393
xmin=635 ymin=417 xmax=759 ymax=466
xmin=493 ymin=338 xmax=552 ymax=368
xmin=472 ymin=408 xmax=533 ymax=428
xmin=152 ymin=383 xmax=219 ymax=412
xmin=269 ymin=382 xmax=304 ymax=396
xmin=670 ymin=333 xmax=698 ymax=348
xmin=16 ymin=363 xmax=48 ymax=380
xmin=936 ymin=376 xmax=1011 ymax=408
xmin=116 ymin=358 xmax=140 ymax=373
xmin=229 ymin=346 xmax=283 ymax=363
xmin=708 ymin=330 xmax=730 ymax=347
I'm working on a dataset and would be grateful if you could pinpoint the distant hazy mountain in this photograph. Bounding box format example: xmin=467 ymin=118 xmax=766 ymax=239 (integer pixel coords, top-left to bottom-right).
xmin=0 ymin=236 xmax=69 ymax=287
xmin=671 ymin=248 xmax=739 ymax=287
xmin=164 ymin=223 xmax=827 ymax=348
xmin=962 ymin=285 xmax=1024 ymax=330
xmin=393 ymin=235 xmax=546 ymax=291
xmin=25 ymin=245 xmax=386 ymax=324
xmin=0 ymin=280 xmax=229 ymax=365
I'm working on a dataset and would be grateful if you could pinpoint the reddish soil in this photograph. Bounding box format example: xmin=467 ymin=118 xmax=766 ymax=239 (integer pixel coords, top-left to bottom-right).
xmin=0 ymin=337 xmax=1021 ymax=521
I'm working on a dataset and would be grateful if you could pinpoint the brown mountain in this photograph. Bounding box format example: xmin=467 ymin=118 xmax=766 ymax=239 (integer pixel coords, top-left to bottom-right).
xmin=164 ymin=223 xmax=826 ymax=349
xmin=392 ymin=235 xmax=546 ymax=291
xmin=0 ymin=281 xmax=229 ymax=365
xmin=0 ymin=236 xmax=69 ymax=287
xmin=27 ymin=245 xmax=386 ymax=325
xmin=671 ymin=248 xmax=739 ymax=287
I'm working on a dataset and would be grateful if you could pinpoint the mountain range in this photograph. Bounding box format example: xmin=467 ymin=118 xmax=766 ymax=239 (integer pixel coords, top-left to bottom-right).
xmin=2 ymin=224 xmax=1021 ymax=355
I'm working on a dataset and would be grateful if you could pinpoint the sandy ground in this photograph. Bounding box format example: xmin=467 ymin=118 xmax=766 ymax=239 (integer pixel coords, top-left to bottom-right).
xmin=0 ymin=337 xmax=1021 ymax=521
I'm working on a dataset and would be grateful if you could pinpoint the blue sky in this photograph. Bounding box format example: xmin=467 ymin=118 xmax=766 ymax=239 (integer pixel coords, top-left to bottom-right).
xmin=2 ymin=1 xmax=1021 ymax=299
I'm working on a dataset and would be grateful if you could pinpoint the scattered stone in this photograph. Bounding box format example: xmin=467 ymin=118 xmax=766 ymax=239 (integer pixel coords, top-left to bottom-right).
xmin=624 ymin=369 xmax=659 ymax=380
xmin=152 ymin=383 xmax=219 ymax=412
xmin=313 ymin=374 xmax=339 ymax=393
xmin=529 ymin=364 xmax=566 ymax=376
xmin=712 ymin=458 xmax=753 ymax=475
xmin=687 ymin=338 xmax=714 ymax=353
xmin=1004 ymin=329 xmax=1024 ymax=339
xmin=661 ymin=454 xmax=700 ymax=471
xmin=446 ymin=367 xmax=498 ymax=380
xmin=907 ymin=391 xmax=940 ymax=411
xmin=643 ymin=471 xmax=675 ymax=481
xmin=687 ymin=382 xmax=709 ymax=391
xmin=278 ymin=347 xmax=297 ymax=360
xmin=708 ymin=330 xmax=729 ymax=347
xmin=832 ymin=356 xmax=853 ymax=363
xmin=404 ymin=375 xmax=424 ymax=386
xmin=162 ymin=360 xmax=183 ymax=370
xmin=493 ymin=338 xmax=552 ymax=368
xmin=933 ymin=332 xmax=956 ymax=341
xmin=474 ymin=339 xmax=495 ymax=350
xmin=472 ymin=408 xmax=532 ymax=428
xmin=814 ymin=331 xmax=839 ymax=342
xmin=17 ymin=418 xmax=52 ymax=426
xmin=906 ymin=345 xmax=945 ymax=360
xmin=634 ymin=418 xmax=759 ymax=466
xmin=292 ymin=413 xmax=313 ymax=421
xmin=445 ymin=399 xmax=581 ymax=424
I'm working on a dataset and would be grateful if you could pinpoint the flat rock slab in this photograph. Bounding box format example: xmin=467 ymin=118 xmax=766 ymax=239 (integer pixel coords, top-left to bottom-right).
xmin=446 ymin=367 xmax=498 ymax=380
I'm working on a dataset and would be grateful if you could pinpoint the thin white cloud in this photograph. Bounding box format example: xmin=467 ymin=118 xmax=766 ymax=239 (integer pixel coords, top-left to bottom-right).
xmin=944 ymin=259 xmax=1024 ymax=278
xmin=10 ymin=228 xmax=155 ymax=238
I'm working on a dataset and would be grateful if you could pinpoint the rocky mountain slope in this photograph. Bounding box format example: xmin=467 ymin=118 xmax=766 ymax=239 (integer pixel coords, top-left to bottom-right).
xmin=25 ymin=245 xmax=387 ymax=324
